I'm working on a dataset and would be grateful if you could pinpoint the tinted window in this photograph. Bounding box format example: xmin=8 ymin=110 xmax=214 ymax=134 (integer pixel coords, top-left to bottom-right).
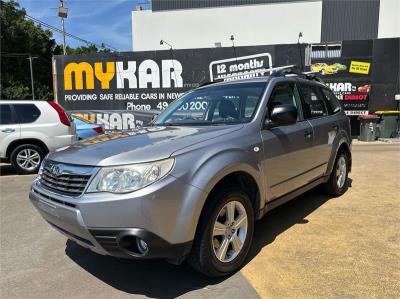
xmin=0 ymin=105 xmax=14 ymax=125
xmin=268 ymin=82 xmax=301 ymax=121
xmin=154 ymin=82 xmax=265 ymax=126
xmin=212 ymin=96 xmax=240 ymax=123
xmin=244 ymin=96 xmax=258 ymax=118
xmin=321 ymin=88 xmax=341 ymax=114
xmin=299 ymin=84 xmax=328 ymax=119
xmin=13 ymin=104 xmax=41 ymax=123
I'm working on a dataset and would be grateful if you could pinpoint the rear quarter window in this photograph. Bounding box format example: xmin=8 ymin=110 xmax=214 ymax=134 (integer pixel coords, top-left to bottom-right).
xmin=0 ymin=105 xmax=14 ymax=125
xmin=13 ymin=104 xmax=41 ymax=123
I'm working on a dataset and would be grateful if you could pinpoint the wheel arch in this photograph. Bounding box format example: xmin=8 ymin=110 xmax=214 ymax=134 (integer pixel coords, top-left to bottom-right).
xmin=6 ymin=138 xmax=49 ymax=159
xmin=326 ymin=138 xmax=352 ymax=176
xmin=205 ymin=170 xmax=262 ymax=216
xmin=188 ymin=165 xmax=263 ymax=244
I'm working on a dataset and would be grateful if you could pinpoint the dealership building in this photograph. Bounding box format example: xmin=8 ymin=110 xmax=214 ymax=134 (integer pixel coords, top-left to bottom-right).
xmin=132 ymin=0 xmax=399 ymax=51
xmin=131 ymin=0 xmax=399 ymax=135
xmin=54 ymin=0 xmax=399 ymax=135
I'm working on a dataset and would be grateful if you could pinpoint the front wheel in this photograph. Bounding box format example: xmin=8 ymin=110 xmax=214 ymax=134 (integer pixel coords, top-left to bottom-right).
xmin=323 ymin=152 xmax=349 ymax=196
xmin=188 ymin=186 xmax=254 ymax=277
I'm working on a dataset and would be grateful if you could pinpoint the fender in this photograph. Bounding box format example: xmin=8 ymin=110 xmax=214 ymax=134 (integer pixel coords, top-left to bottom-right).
xmin=325 ymin=131 xmax=352 ymax=178
xmin=170 ymin=146 xmax=264 ymax=241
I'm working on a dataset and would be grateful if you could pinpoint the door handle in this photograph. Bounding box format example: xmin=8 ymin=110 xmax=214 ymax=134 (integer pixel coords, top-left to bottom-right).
xmin=1 ymin=128 xmax=15 ymax=133
xmin=304 ymin=130 xmax=313 ymax=139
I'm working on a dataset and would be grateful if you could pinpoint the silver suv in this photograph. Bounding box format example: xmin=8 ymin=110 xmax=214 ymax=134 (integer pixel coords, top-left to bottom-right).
xmin=29 ymin=74 xmax=351 ymax=277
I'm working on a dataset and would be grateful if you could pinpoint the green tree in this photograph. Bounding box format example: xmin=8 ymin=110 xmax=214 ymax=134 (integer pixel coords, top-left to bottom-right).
xmin=0 ymin=1 xmax=111 ymax=100
xmin=1 ymin=0 xmax=59 ymax=100
xmin=66 ymin=44 xmax=110 ymax=54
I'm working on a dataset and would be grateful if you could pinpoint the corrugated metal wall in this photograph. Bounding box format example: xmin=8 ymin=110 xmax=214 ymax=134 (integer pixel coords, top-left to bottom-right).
xmin=151 ymin=0 xmax=381 ymax=43
xmin=321 ymin=0 xmax=380 ymax=42
xmin=152 ymin=0 xmax=309 ymax=11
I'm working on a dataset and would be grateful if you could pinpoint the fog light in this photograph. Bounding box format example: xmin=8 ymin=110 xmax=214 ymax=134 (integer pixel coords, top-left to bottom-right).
xmin=136 ymin=238 xmax=148 ymax=254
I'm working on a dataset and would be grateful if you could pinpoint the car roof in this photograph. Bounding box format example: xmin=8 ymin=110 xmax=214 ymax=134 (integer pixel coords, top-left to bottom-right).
xmin=197 ymin=76 xmax=271 ymax=90
xmin=197 ymin=72 xmax=327 ymax=90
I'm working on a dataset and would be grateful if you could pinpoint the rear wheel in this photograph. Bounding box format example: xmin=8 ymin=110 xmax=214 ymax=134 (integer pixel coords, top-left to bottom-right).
xmin=188 ymin=186 xmax=254 ymax=277
xmin=323 ymin=151 xmax=349 ymax=196
xmin=10 ymin=144 xmax=44 ymax=174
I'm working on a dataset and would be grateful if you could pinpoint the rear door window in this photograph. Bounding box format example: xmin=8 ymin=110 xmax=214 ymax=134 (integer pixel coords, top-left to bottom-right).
xmin=298 ymin=84 xmax=328 ymax=119
xmin=13 ymin=104 xmax=41 ymax=124
xmin=0 ymin=105 xmax=14 ymax=125
xmin=320 ymin=88 xmax=341 ymax=115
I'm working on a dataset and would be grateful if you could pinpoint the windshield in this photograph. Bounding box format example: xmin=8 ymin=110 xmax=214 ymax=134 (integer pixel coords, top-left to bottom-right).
xmin=154 ymin=82 xmax=265 ymax=126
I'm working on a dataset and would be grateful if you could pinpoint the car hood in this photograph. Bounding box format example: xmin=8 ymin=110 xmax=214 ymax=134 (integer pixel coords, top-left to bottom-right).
xmin=48 ymin=125 xmax=243 ymax=166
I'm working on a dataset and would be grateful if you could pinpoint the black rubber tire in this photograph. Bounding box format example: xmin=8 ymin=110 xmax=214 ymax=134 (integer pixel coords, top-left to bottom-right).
xmin=10 ymin=144 xmax=45 ymax=175
xmin=323 ymin=151 xmax=349 ymax=196
xmin=188 ymin=185 xmax=254 ymax=277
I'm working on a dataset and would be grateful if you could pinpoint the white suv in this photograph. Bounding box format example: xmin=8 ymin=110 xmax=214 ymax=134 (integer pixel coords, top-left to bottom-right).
xmin=0 ymin=100 xmax=76 ymax=174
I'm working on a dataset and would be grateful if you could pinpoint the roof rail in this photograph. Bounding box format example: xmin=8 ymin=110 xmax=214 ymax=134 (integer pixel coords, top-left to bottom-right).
xmin=272 ymin=66 xmax=324 ymax=83
xmin=199 ymin=64 xmax=323 ymax=87
xmin=201 ymin=65 xmax=297 ymax=86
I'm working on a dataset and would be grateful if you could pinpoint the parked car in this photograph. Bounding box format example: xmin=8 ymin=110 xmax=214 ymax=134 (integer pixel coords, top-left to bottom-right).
xmin=310 ymin=63 xmax=338 ymax=75
xmin=71 ymin=115 xmax=104 ymax=140
xmin=0 ymin=100 xmax=76 ymax=174
xmin=357 ymin=84 xmax=371 ymax=93
xmin=29 ymin=72 xmax=352 ymax=277
xmin=331 ymin=63 xmax=347 ymax=71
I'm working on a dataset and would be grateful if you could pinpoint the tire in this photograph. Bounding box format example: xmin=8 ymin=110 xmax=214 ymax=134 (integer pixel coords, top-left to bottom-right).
xmin=10 ymin=144 xmax=45 ymax=175
xmin=188 ymin=185 xmax=254 ymax=277
xmin=323 ymin=151 xmax=349 ymax=196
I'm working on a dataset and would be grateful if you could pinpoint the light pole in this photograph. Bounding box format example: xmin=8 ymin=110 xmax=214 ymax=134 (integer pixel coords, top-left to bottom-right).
xmin=297 ymin=32 xmax=304 ymax=72
xmin=27 ymin=56 xmax=38 ymax=100
xmin=58 ymin=0 xmax=68 ymax=55
xmin=160 ymin=39 xmax=178 ymax=85
xmin=230 ymin=35 xmax=238 ymax=62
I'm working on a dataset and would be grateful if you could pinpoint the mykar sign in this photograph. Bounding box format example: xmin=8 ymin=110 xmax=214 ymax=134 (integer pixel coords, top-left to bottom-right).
xmin=62 ymin=59 xmax=184 ymax=111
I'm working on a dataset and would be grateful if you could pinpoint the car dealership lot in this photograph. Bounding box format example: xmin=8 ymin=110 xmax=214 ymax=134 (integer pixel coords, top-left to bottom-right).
xmin=1 ymin=142 xmax=399 ymax=299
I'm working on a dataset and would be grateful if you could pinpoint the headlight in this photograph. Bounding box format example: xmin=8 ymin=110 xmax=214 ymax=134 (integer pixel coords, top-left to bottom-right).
xmin=87 ymin=158 xmax=175 ymax=194
xmin=37 ymin=158 xmax=46 ymax=179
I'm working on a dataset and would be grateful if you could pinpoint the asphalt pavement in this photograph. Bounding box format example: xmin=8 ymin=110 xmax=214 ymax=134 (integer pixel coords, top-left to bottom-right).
xmin=1 ymin=142 xmax=399 ymax=298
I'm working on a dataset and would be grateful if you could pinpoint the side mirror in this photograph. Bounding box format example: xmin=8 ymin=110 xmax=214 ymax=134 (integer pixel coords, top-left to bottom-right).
xmin=265 ymin=104 xmax=297 ymax=128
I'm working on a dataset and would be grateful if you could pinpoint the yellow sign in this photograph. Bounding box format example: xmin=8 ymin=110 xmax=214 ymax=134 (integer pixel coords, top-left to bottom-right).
xmin=349 ymin=61 xmax=370 ymax=75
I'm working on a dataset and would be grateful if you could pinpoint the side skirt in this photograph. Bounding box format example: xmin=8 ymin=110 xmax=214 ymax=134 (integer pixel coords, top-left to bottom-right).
xmin=257 ymin=176 xmax=328 ymax=220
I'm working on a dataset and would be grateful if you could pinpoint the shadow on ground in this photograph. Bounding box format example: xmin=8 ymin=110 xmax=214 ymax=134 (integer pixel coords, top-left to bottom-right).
xmin=66 ymin=241 xmax=224 ymax=298
xmin=0 ymin=164 xmax=19 ymax=176
xmin=65 ymin=180 xmax=352 ymax=298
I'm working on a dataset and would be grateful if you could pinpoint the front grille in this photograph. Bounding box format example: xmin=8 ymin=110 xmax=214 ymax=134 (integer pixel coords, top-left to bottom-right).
xmin=32 ymin=188 xmax=76 ymax=208
xmin=39 ymin=161 xmax=93 ymax=197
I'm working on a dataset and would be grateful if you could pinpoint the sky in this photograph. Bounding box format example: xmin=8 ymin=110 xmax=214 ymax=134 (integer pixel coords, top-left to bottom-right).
xmin=16 ymin=0 xmax=151 ymax=51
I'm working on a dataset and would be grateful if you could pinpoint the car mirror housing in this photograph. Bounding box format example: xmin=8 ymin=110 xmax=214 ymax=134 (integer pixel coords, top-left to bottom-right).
xmin=265 ymin=104 xmax=297 ymax=128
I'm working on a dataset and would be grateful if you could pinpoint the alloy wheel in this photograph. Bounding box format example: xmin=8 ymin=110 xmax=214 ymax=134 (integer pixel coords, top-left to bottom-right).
xmin=212 ymin=200 xmax=248 ymax=263
xmin=16 ymin=148 xmax=41 ymax=171
xmin=336 ymin=156 xmax=347 ymax=189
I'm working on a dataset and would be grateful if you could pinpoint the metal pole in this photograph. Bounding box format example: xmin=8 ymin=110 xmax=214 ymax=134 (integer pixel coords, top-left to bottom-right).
xmin=60 ymin=0 xmax=66 ymax=55
xmin=28 ymin=56 xmax=35 ymax=100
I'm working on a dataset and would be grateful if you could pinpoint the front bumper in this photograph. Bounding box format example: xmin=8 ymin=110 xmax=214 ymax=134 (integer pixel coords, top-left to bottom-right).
xmin=29 ymin=175 xmax=203 ymax=259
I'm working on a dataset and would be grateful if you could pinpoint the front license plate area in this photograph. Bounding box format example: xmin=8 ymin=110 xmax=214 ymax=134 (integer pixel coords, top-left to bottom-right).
xmin=38 ymin=200 xmax=59 ymax=218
